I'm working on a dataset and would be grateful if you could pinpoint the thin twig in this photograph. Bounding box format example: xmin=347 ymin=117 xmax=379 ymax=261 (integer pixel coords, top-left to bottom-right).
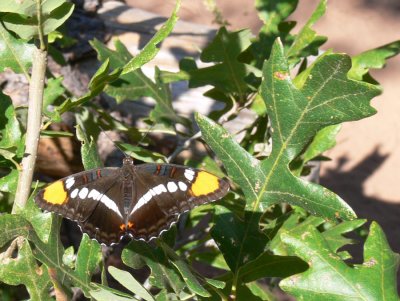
xmin=13 ymin=49 xmax=47 ymax=213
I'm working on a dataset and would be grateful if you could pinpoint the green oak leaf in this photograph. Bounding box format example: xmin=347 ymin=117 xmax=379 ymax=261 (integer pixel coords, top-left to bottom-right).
xmin=2 ymin=0 xmax=74 ymax=41
xmin=121 ymin=0 xmax=181 ymax=75
xmin=302 ymin=124 xmax=341 ymax=164
xmin=255 ymin=0 xmax=298 ymax=31
xmin=0 ymin=214 xmax=31 ymax=248
xmin=211 ymin=205 xmax=267 ymax=273
xmin=31 ymin=219 xmax=102 ymax=298
xmin=195 ymin=40 xmax=380 ymax=298
xmin=90 ymin=39 xmax=188 ymax=127
xmin=170 ymin=258 xmax=211 ymax=298
xmin=0 ymin=239 xmax=53 ymax=301
xmin=0 ymin=203 xmax=103 ymax=298
xmin=270 ymin=213 xmax=366 ymax=260
xmin=74 ymin=235 xmax=102 ymax=285
xmin=287 ymin=0 xmax=327 ymax=64
xmin=0 ymin=168 xmax=19 ymax=194
xmin=0 ymin=22 xmax=34 ymax=76
xmin=56 ymin=58 xmax=121 ymax=117
xmin=107 ymin=266 xmax=155 ymax=301
xmin=90 ymin=284 xmax=139 ymax=301
xmin=0 ymin=92 xmax=22 ymax=149
xmin=349 ymin=40 xmax=400 ymax=81
xmin=198 ymin=39 xmax=379 ymax=219
xmin=322 ymin=219 xmax=367 ymax=259
xmin=42 ymin=77 xmax=65 ymax=118
xmin=252 ymin=0 xmax=298 ymax=68
xmin=185 ymin=27 xmax=258 ymax=101
xmin=280 ymin=222 xmax=400 ymax=300
xmin=76 ymin=123 xmax=103 ymax=170
xmin=122 ymin=240 xmax=185 ymax=294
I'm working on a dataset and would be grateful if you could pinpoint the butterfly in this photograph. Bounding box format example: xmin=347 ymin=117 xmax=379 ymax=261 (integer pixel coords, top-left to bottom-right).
xmin=35 ymin=157 xmax=229 ymax=245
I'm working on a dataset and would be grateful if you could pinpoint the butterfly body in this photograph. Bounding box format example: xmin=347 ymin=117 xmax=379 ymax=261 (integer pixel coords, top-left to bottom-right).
xmin=35 ymin=157 xmax=229 ymax=245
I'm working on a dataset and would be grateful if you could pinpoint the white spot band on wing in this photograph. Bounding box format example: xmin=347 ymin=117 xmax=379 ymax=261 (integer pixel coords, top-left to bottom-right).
xmin=71 ymin=188 xmax=79 ymax=198
xmin=78 ymin=187 xmax=89 ymax=199
xmin=184 ymin=170 xmax=195 ymax=181
xmin=130 ymin=183 xmax=171 ymax=215
xmin=167 ymin=182 xmax=178 ymax=192
xmin=99 ymin=194 xmax=122 ymax=217
xmin=130 ymin=196 xmax=146 ymax=215
xmin=178 ymin=181 xmax=187 ymax=191
xmin=65 ymin=177 xmax=75 ymax=189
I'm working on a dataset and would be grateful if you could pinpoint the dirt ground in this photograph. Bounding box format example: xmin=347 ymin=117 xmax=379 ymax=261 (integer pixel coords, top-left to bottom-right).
xmin=124 ymin=0 xmax=400 ymax=252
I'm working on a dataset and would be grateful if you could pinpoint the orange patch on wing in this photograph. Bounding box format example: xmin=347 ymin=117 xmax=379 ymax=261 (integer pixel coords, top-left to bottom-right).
xmin=43 ymin=181 xmax=68 ymax=205
xmin=190 ymin=171 xmax=220 ymax=196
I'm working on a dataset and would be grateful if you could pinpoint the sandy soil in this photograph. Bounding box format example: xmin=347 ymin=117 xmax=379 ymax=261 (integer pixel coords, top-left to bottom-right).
xmin=125 ymin=0 xmax=400 ymax=252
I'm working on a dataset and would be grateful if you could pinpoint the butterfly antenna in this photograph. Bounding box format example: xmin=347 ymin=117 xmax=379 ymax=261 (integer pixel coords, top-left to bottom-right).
xmin=98 ymin=123 xmax=156 ymax=158
xmin=98 ymin=124 xmax=130 ymax=158
xmin=136 ymin=122 xmax=156 ymax=146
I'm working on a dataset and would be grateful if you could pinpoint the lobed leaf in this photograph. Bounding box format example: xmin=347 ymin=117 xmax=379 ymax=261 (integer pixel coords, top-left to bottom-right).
xmin=280 ymin=222 xmax=400 ymax=300
xmin=287 ymin=0 xmax=327 ymax=62
xmin=185 ymin=27 xmax=257 ymax=101
xmin=0 ymin=214 xmax=31 ymax=248
xmin=349 ymin=40 xmax=400 ymax=81
xmin=0 ymin=240 xmax=53 ymax=301
xmin=210 ymin=205 xmax=267 ymax=273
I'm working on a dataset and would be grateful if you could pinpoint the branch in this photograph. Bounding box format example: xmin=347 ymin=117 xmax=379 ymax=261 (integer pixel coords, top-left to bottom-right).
xmin=13 ymin=49 xmax=47 ymax=213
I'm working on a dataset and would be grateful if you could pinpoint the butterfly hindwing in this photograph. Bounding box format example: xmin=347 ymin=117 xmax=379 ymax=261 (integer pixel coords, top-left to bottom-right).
xmin=126 ymin=164 xmax=230 ymax=240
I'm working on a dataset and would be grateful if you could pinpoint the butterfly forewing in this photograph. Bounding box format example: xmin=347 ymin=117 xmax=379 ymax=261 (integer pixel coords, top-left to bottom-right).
xmin=35 ymin=167 xmax=127 ymax=244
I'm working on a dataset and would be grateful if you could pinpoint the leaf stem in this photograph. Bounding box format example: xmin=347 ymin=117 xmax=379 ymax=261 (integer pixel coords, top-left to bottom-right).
xmin=13 ymin=49 xmax=47 ymax=213
xmin=36 ymin=0 xmax=46 ymax=50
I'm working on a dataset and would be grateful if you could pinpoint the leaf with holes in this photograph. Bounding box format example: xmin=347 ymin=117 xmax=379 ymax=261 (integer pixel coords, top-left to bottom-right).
xmin=280 ymin=222 xmax=400 ymax=300
xmin=0 ymin=240 xmax=53 ymax=301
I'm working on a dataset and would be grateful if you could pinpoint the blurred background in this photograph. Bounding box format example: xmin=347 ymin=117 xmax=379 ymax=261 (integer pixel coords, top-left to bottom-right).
xmin=125 ymin=0 xmax=400 ymax=251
